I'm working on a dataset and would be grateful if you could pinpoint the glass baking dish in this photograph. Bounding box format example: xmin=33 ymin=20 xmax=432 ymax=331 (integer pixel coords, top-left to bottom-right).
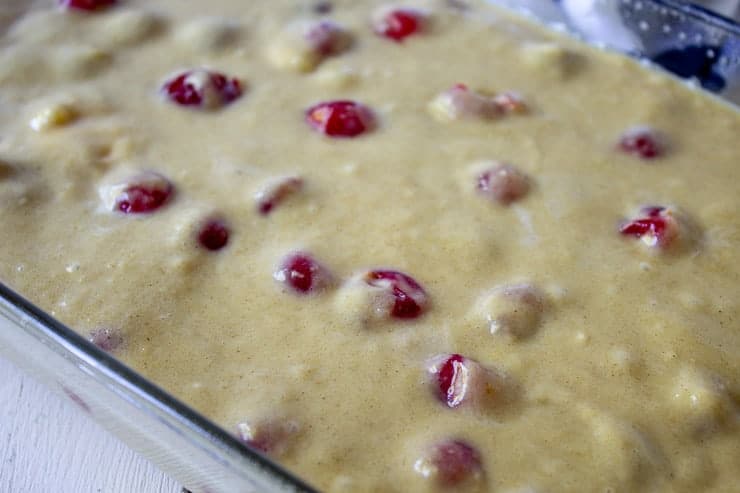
xmin=0 ymin=1 xmax=738 ymax=492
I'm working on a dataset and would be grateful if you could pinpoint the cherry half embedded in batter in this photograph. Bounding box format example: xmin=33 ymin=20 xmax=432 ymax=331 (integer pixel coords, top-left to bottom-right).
xmin=437 ymin=354 xmax=466 ymax=407
xmin=428 ymin=84 xmax=502 ymax=122
xmin=414 ymin=439 xmax=484 ymax=487
xmin=476 ymin=162 xmax=530 ymax=205
xmin=236 ymin=418 xmax=300 ymax=457
xmin=306 ymin=21 xmax=351 ymax=56
xmin=429 ymin=353 xmax=505 ymax=409
xmin=59 ymin=0 xmax=116 ymax=11
xmin=618 ymin=126 xmax=664 ymax=159
xmin=364 ymin=269 xmax=428 ymax=319
xmin=374 ymin=8 xmax=426 ymax=42
xmin=274 ymin=252 xmax=332 ymax=294
xmin=162 ymin=69 xmax=242 ymax=109
xmin=89 ymin=328 xmax=124 ymax=352
xmin=197 ymin=219 xmax=230 ymax=251
xmin=114 ymin=173 xmax=174 ymax=214
xmin=306 ymin=100 xmax=375 ymax=138
xmin=619 ymin=206 xmax=679 ymax=248
xmin=478 ymin=283 xmax=545 ymax=339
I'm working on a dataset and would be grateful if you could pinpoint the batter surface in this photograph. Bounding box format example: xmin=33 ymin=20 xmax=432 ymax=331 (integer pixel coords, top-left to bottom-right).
xmin=0 ymin=1 xmax=739 ymax=491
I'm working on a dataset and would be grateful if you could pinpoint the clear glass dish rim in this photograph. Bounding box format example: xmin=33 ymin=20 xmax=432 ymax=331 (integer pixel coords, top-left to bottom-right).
xmin=0 ymin=281 xmax=320 ymax=493
xmin=646 ymin=0 xmax=740 ymax=34
xmin=0 ymin=1 xmax=738 ymax=492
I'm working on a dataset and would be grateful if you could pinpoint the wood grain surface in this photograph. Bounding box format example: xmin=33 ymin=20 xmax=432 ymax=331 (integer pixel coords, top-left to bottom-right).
xmin=0 ymin=357 xmax=180 ymax=493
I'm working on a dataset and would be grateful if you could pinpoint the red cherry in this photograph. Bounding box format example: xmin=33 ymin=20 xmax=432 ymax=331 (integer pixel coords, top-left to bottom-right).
xmin=437 ymin=354 xmax=465 ymax=407
xmin=162 ymin=69 xmax=242 ymax=109
xmin=364 ymin=269 xmax=427 ymax=319
xmin=375 ymin=9 xmax=425 ymax=42
xmin=274 ymin=253 xmax=332 ymax=294
xmin=619 ymin=206 xmax=678 ymax=248
xmin=618 ymin=126 xmax=664 ymax=159
xmin=114 ymin=174 xmax=173 ymax=214
xmin=621 ymin=218 xmax=666 ymax=237
xmin=59 ymin=0 xmax=116 ymax=11
xmin=429 ymin=353 xmax=507 ymax=409
xmin=306 ymin=100 xmax=375 ymax=138
xmin=415 ymin=439 xmax=483 ymax=487
xmin=197 ymin=219 xmax=230 ymax=251
xmin=116 ymin=185 xmax=170 ymax=213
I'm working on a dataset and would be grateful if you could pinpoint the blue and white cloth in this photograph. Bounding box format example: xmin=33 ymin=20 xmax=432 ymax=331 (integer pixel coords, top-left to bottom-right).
xmin=489 ymin=0 xmax=740 ymax=99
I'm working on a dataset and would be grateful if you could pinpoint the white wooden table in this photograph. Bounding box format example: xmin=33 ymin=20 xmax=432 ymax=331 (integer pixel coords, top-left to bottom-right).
xmin=0 ymin=357 xmax=180 ymax=493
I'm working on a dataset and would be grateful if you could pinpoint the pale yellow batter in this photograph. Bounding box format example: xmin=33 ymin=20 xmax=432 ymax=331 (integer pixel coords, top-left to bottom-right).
xmin=0 ymin=1 xmax=738 ymax=492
